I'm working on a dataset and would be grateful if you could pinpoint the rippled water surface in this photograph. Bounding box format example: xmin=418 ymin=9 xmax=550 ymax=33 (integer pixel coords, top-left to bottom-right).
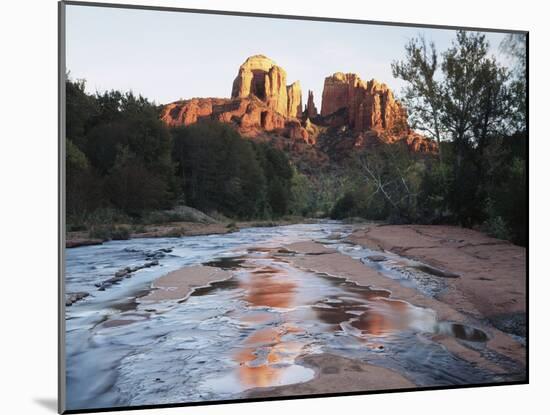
xmin=65 ymin=222 xmax=506 ymax=411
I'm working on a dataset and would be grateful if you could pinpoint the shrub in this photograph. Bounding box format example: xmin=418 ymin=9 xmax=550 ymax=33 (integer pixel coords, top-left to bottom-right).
xmin=481 ymin=198 xmax=512 ymax=240
xmin=89 ymin=225 xmax=130 ymax=241
xmin=330 ymin=192 xmax=357 ymax=219
xmin=84 ymin=208 xmax=132 ymax=226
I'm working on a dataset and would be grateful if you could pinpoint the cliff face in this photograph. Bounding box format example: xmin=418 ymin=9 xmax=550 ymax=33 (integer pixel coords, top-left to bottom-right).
xmin=160 ymin=96 xmax=287 ymax=136
xmin=160 ymin=55 xmax=436 ymax=161
xmin=321 ymin=72 xmax=409 ymax=134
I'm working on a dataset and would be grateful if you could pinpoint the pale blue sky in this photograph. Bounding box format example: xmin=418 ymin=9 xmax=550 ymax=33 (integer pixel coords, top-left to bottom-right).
xmin=66 ymin=4 xmax=516 ymax=108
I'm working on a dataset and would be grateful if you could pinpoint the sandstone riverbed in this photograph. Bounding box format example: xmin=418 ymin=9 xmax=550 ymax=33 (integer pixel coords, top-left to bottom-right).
xmin=64 ymin=222 xmax=526 ymax=410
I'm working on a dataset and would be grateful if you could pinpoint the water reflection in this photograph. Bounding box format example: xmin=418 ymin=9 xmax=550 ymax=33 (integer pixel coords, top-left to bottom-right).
xmin=215 ymin=250 xmax=462 ymax=393
xmin=241 ymin=266 xmax=298 ymax=309
xmin=229 ymin=257 xmax=306 ymax=389
xmin=233 ymin=326 xmax=309 ymax=388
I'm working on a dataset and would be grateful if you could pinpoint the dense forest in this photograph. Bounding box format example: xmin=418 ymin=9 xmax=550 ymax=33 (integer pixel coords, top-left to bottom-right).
xmin=65 ymin=31 xmax=527 ymax=245
xmin=66 ymin=79 xmax=305 ymax=226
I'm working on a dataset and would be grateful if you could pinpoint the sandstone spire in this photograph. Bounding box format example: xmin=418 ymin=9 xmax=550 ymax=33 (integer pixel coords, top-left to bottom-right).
xmin=287 ymin=81 xmax=302 ymax=118
xmin=305 ymin=90 xmax=318 ymax=119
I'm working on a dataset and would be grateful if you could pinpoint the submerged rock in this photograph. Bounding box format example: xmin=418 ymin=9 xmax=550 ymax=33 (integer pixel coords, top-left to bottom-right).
xmin=414 ymin=264 xmax=461 ymax=278
xmin=367 ymin=255 xmax=388 ymax=262
xmin=96 ymin=260 xmax=161 ymax=291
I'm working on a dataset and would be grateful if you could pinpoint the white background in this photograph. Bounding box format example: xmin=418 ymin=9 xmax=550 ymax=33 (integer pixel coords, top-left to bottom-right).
xmin=0 ymin=0 xmax=546 ymax=414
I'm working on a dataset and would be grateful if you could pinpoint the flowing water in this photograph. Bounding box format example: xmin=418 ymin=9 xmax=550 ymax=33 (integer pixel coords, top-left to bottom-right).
xmin=65 ymin=222 xmax=508 ymax=411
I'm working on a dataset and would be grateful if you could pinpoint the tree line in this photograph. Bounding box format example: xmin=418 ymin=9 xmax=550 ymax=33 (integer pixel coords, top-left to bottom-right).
xmin=66 ymin=79 xmax=300 ymax=228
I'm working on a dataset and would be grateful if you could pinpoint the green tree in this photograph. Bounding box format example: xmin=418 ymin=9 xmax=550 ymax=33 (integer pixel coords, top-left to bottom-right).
xmin=392 ymin=37 xmax=442 ymax=156
xmin=66 ymin=77 xmax=98 ymax=149
xmin=104 ymin=147 xmax=169 ymax=216
xmin=500 ymin=33 xmax=527 ymax=131
xmin=171 ymin=122 xmax=275 ymax=219
xmin=440 ymin=31 xmax=512 ymax=158
xmin=66 ymin=79 xmax=177 ymax=219
xmin=393 ymin=31 xmax=524 ymax=229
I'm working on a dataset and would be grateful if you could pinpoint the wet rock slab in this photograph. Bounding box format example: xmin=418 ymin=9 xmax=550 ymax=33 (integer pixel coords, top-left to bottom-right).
xmin=141 ymin=265 xmax=232 ymax=302
xmin=246 ymin=353 xmax=414 ymax=398
xmin=284 ymin=240 xmax=525 ymax=372
xmin=348 ymin=224 xmax=526 ymax=319
xmin=65 ymin=291 xmax=89 ymax=306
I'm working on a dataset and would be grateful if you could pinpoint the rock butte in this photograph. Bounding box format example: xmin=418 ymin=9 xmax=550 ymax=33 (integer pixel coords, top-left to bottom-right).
xmin=160 ymin=54 xmax=437 ymax=160
xmin=321 ymin=72 xmax=408 ymax=134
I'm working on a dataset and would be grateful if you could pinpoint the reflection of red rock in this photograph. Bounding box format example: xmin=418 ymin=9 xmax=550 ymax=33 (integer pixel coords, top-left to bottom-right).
xmin=234 ymin=327 xmax=306 ymax=388
xmin=241 ymin=266 xmax=297 ymax=309
xmin=231 ymin=264 xmax=307 ymax=389
xmin=234 ymin=328 xmax=282 ymax=388
xmin=351 ymin=298 xmax=410 ymax=336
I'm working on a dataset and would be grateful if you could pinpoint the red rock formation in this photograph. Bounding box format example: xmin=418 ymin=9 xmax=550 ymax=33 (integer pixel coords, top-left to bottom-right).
xmin=401 ymin=132 xmax=438 ymax=153
xmin=231 ymin=55 xmax=277 ymax=98
xmin=286 ymin=81 xmax=302 ymax=118
xmin=304 ymin=90 xmax=318 ymax=119
xmin=232 ymin=55 xmax=302 ymax=118
xmin=161 ymin=98 xmax=227 ymax=127
xmin=160 ymin=96 xmax=286 ymax=137
xmin=320 ymin=72 xmax=409 ymax=134
xmin=160 ymin=56 xmax=436 ymax=158
xmin=286 ymin=120 xmax=308 ymax=141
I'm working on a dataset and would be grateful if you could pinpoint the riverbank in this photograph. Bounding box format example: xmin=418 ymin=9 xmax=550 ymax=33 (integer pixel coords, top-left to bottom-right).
xmin=346 ymin=224 xmax=526 ymax=336
xmin=66 ymin=217 xmax=316 ymax=248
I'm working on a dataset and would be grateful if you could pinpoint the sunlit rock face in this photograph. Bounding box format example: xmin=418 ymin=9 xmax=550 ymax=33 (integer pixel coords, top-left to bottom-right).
xmin=160 ymin=96 xmax=286 ymax=136
xmin=321 ymin=72 xmax=409 ymax=134
xmin=159 ymin=55 xmax=438 ymax=161
xmin=232 ymin=55 xmax=302 ymax=118
xmin=160 ymin=55 xmax=305 ymax=138
xmin=286 ymin=81 xmax=303 ymax=119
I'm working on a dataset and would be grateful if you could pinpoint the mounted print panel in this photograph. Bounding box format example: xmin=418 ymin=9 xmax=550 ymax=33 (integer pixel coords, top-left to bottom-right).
xmin=59 ymin=1 xmax=528 ymax=413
